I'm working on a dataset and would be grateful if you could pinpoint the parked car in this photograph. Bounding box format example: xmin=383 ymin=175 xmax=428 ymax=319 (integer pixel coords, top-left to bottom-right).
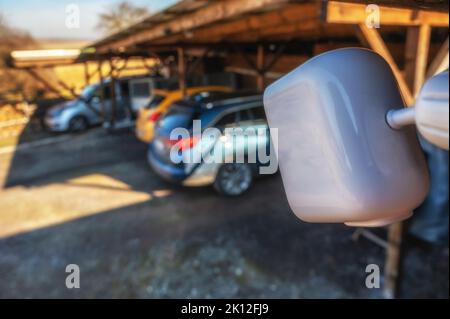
xmin=147 ymin=92 xmax=277 ymax=196
xmin=44 ymin=75 xmax=163 ymax=132
xmin=135 ymin=86 xmax=233 ymax=143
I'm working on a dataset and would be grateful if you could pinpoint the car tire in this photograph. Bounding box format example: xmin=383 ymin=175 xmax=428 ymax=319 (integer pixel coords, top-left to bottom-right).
xmin=69 ymin=116 xmax=89 ymax=132
xmin=214 ymin=163 xmax=253 ymax=196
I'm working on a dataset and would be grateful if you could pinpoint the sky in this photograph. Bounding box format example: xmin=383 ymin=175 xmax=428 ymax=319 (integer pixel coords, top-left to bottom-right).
xmin=0 ymin=0 xmax=178 ymax=40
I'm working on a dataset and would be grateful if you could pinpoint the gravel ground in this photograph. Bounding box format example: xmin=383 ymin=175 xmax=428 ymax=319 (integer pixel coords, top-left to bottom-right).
xmin=0 ymin=128 xmax=448 ymax=298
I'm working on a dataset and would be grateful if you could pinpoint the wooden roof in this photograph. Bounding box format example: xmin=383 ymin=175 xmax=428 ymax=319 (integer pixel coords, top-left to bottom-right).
xmin=89 ymin=0 xmax=449 ymax=53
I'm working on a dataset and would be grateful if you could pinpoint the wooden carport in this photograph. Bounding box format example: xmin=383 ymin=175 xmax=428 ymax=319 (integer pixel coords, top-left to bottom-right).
xmin=88 ymin=0 xmax=449 ymax=298
xmin=8 ymin=49 xmax=162 ymax=128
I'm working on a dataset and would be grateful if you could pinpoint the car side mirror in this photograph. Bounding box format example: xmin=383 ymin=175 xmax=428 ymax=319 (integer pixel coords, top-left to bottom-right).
xmin=263 ymin=48 xmax=442 ymax=227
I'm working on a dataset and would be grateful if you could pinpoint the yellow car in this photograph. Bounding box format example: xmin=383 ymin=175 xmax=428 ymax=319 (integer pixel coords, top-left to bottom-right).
xmin=135 ymin=86 xmax=232 ymax=143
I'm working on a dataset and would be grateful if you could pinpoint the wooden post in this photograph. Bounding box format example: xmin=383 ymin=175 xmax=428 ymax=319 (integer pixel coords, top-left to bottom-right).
xmin=357 ymin=22 xmax=435 ymax=299
xmin=405 ymin=25 xmax=431 ymax=95
xmin=357 ymin=24 xmax=414 ymax=106
xmin=263 ymin=42 xmax=289 ymax=74
xmin=97 ymin=60 xmax=105 ymax=122
xmin=108 ymin=59 xmax=117 ymax=129
xmin=83 ymin=62 xmax=90 ymax=87
xmin=257 ymin=44 xmax=265 ymax=92
xmin=427 ymin=37 xmax=449 ymax=78
xmin=186 ymin=46 xmax=215 ymax=76
xmin=177 ymin=47 xmax=187 ymax=98
xmin=25 ymin=68 xmax=67 ymax=99
xmin=384 ymin=23 xmax=432 ymax=299
xmin=383 ymin=222 xmax=404 ymax=299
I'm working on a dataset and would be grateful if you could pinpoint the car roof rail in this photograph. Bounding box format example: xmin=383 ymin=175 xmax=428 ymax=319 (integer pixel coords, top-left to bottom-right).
xmin=203 ymin=94 xmax=262 ymax=110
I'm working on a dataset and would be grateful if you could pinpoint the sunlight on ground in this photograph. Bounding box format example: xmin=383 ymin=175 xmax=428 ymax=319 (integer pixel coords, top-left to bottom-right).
xmin=0 ymin=152 xmax=14 ymax=186
xmin=0 ymin=173 xmax=171 ymax=239
xmin=66 ymin=173 xmax=133 ymax=190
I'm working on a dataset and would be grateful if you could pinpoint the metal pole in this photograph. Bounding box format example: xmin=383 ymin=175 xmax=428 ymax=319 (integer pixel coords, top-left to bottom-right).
xmin=386 ymin=107 xmax=416 ymax=130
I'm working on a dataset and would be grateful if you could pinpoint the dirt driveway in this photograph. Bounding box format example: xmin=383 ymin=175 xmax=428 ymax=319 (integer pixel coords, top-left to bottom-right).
xmin=0 ymin=129 xmax=447 ymax=298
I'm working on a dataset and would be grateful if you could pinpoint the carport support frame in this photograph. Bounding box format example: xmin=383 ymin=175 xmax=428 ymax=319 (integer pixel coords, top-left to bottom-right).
xmin=177 ymin=47 xmax=187 ymax=98
xmin=97 ymin=59 xmax=106 ymax=123
xmin=257 ymin=45 xmax=265 ymax=92
xmin=83 ymin=62 xmax=90 ymax=87
xmin=356 ymin=24 xmax=414 ymax=106
xmin=24 ymin=68 xmax=70 ymax=100
xmin=228 ymin=42 xmax=288 ymax=92
xmin=355 ymin=23 xmax=437 ymax=299
xmin=405 ymin=25 xmax=432 ymax=96
xmin=426 ymin=37 xmax=449 ymax=79
xmin=357 ymin=24 xmax=408 ymax=300
xmin=108 ymin=58 xmax=118 ymax=130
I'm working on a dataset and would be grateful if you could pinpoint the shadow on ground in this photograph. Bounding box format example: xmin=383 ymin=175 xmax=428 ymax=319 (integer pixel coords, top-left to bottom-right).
xmin=0 ymin=126 xmax=448 ymax=298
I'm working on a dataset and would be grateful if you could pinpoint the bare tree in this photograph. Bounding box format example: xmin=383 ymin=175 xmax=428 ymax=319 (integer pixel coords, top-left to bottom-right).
xmin=96 ymin=1 xmax=150 ymax=35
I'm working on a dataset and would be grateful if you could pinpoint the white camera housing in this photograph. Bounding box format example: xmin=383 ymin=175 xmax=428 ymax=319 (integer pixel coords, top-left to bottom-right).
xmin=415 ymin=70 xmax=449 ymax=150
xmin=263 ymin=48 xmax=430 ymax=227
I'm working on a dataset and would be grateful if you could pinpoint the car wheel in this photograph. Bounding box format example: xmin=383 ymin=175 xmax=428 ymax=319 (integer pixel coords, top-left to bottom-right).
xmin=69 ymin=116 xmax=89 ymax=132
xmin=214 ymin=163 xmax=253 ymax=196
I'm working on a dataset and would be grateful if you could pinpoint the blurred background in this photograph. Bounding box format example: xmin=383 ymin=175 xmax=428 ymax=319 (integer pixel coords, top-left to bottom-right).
xmin=0 ymin=0 xmax=448 ymax=298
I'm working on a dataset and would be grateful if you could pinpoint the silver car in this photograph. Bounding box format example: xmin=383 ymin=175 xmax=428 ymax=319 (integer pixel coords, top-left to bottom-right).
xmin=45 ymin=76 xmax=156 ymax=132
xmin=148 ymin=93 xmax=278 ymax=196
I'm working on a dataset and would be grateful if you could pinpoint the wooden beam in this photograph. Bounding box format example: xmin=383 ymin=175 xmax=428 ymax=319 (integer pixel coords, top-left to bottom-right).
xmin=83 ymin=62 xmax=90 ymax=87
xmin=230 ymin=43 xmax=258 ymax=71
xmin=186 ymin=46 xmax=216 ymax=76
xmin=357 ymin=24 xmax=414 ymax=105
xmin=196 ymin=3 xmax=320 ymax=42
xmin=57 ymin=80 xmax=77 ymax=98
xmin=427 ymin=37 xmax=449 ymax=78
xmin=97 ymin=59 xmax=106 ymax=122
xmin=384 ymin=222 xmax=404 ymax=299
xmin=148 ymin=3 xmax=321 ymax=46
xmin=228 ymin=22 xmax=353 ymax=43
xmin=245 ymin=19 xmax=319 ymax=40
xmin=225 ymin=66 xmax=283 ymax=80
xmin=108 ymin=59 xmax=118 ymax=128
xmin=325 ymin=1 xmax=449 ymax=27
xmin=227 ymin=52 xmax=309 ymax=74
xmin=257 ymin=44 xmax=265 ymax=91
xmin=263 ymin=43 xmax=289 ymax=73
xmin=177 ymin=47 xmax=187 ymax=98
xmin=24 ymin=68 xmax=68 ymax=100
xmin=404 ymin=25 xmax=432 ymax=95
xmin=97 ymin=0 xmax=290 ymax=52
xmin=385 ymin=25 xmax=434 ymax=299
xmin=13 ymin=59 xmax=77 ymax=69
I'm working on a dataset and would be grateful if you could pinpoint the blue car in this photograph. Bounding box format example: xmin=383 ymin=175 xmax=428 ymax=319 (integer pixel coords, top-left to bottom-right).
xmin=148 ymin=92 xmax=277 ymax=196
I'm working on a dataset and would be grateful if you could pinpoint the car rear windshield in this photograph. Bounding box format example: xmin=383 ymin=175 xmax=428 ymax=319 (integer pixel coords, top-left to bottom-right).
xmin=145 ymin=95 xmax=165 ymax=109
xmin=159 ymin=106 xmax=200 ymax=132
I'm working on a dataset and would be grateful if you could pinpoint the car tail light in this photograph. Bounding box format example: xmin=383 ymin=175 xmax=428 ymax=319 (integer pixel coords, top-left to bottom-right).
xmin=179 ymin=136 xmax=199 ymax=151
xmin=148 ymin=112 xmax=162 ymax=122
xmin=165 ymin=136 xmax=199 ymax=151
